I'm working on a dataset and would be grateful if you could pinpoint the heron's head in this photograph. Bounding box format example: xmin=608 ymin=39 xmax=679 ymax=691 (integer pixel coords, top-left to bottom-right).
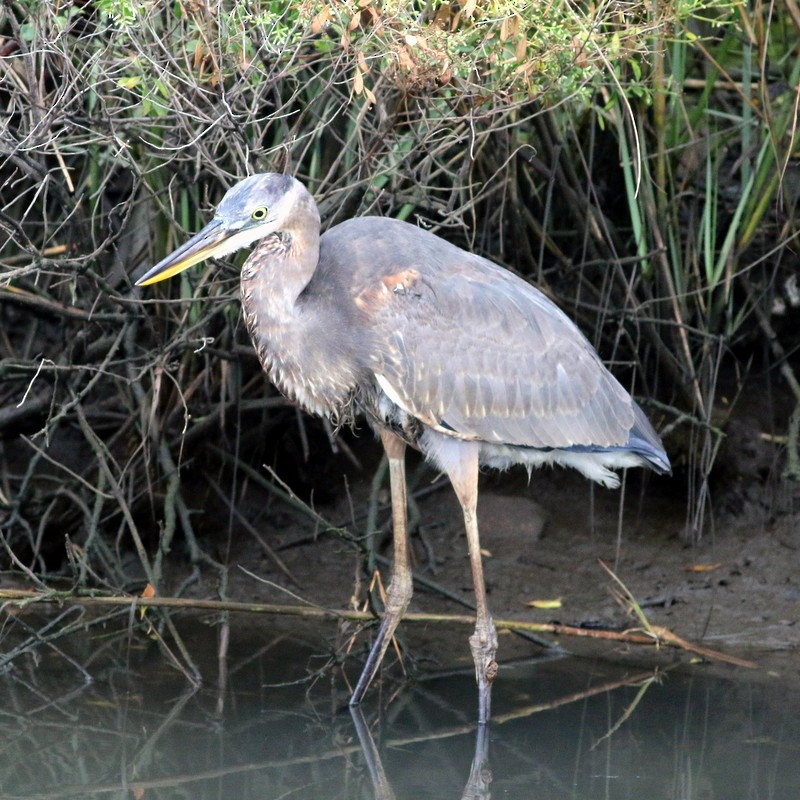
xmin=136 ymin=173 xmax=310 ymax=286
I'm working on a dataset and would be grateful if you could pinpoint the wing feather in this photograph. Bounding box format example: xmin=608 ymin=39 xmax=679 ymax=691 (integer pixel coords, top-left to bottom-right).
xmin=321 ymin=218 xmax=636 ymax=449
xmin=376 ymin=267 xmax=632 ymax=448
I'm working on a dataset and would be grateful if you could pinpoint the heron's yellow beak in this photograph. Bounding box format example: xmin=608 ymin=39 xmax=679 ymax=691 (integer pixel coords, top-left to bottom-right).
xmin=136 ymin=219 xmax=232 ymax=286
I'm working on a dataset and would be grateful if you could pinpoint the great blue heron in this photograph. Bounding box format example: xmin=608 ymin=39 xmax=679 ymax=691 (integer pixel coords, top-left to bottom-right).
xmin=137 ymin=173 xmax=670 ymax=724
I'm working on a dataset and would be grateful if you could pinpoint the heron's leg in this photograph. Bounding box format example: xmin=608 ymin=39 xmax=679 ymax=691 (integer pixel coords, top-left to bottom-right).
xmin=350 ymin=429 xmax=412 ymax=706
xmin=446 ymin=446 xmax=498 ymax=725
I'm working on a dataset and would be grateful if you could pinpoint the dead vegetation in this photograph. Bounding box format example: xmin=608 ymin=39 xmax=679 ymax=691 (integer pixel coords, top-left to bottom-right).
xmin=0 ymin=1 xmax=798 ymax=669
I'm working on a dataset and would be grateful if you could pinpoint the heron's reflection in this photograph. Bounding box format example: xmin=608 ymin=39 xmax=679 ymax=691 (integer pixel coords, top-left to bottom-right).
xmin=350 ymin=706 xmax=491 ymax=800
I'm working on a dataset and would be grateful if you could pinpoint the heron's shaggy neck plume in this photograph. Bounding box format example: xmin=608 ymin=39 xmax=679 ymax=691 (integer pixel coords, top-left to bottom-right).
xmin=239 ymin=181 xmax=353 ymax=416
xmin=249 ymin=183 xmax=320 ymax=310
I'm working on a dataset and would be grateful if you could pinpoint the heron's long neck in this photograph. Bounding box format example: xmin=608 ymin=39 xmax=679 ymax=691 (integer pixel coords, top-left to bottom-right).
xmin=244 ymin=200 xmax=321 ymax=314
xmin=240 ymin=196 xmax=341 ymax=413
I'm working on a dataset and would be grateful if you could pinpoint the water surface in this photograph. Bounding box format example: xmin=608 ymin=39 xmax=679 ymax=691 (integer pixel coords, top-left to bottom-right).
xmin=0 ymin=617 xmax=796 ymax=799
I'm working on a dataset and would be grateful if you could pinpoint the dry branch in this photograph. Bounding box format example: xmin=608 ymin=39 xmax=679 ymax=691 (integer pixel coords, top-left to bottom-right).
xmin=0 ymin=588 xmax=757 ymax=670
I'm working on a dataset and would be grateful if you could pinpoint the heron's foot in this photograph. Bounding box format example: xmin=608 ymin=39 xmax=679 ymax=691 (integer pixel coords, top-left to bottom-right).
xmin=469 ymin=616 xmax=499 ymax=725
xmin=350 ymin=572 xmax=413 ymax=707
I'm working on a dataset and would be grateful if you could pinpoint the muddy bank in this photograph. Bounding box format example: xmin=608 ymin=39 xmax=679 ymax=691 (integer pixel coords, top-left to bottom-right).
xmin=179 ymin=421 xmax=800 ymax=692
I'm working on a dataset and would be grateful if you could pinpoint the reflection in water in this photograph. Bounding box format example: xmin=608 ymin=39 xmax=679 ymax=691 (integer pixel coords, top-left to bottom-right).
xmin=461 ymin=722 xmax=491 ymax=800
xmin=0 ymin=618 xmax=798 ymax=799
xmin=351 ymin=708 xmax=397 ymax=800
xmin=350 ymin=706 xmax=490 ymax=800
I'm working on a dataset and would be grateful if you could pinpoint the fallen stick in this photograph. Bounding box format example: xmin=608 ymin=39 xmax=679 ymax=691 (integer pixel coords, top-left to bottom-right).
xmin=0 ymin=588 xmax=757 ymax=669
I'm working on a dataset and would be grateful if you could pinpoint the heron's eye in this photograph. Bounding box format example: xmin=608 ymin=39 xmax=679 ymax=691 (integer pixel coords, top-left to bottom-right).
xmin=250 ymin=206 xmax=269 ymax=221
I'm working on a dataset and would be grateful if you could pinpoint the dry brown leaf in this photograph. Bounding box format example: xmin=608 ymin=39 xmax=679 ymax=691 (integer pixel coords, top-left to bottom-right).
xmin=310 ymin=6 xmax=330 ymax=35
xmin=515 ymin=32 xmax=527 ymax=61
xmin=397 ymin=47 xmax=415 ymax=71
xmin=500 ymin=16 xmax=510 ymax=41
xmin=139 ymin=583 xmax=156 ymax=622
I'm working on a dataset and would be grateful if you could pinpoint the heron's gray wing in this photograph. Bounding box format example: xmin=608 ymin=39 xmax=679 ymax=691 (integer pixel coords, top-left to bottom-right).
xmin=355 ymin=246 xmax=634 ymax=449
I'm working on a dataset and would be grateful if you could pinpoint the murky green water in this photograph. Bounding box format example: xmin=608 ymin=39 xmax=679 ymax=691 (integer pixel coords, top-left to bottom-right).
xmin=0 ymin=616 xmax=797 ymax=799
